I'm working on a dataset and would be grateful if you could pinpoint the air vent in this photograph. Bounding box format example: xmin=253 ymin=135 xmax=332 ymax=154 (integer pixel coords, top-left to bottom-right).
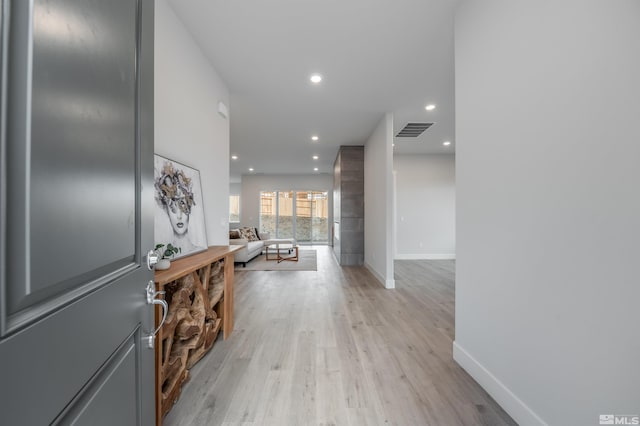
xmin=396 ymin=122 xmax=434 ymax=138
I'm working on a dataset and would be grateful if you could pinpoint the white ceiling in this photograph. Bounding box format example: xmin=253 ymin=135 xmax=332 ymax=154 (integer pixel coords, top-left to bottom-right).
xmin=168 ymin=0 xmax=459 ymax=182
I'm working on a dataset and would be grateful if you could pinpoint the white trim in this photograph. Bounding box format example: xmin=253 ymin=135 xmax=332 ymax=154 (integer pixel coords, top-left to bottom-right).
xmin=364 ymin=262 xmax=384 ymax=286
xmin=453 ymin=341 xmax=547 ymax=426
xmin=395 ymin=253 xmax=456 ymax=260
xmin=392 ymin=170 xmax=397 ymax=261
xmin=364 ymin=262 xmax=395 ymax=289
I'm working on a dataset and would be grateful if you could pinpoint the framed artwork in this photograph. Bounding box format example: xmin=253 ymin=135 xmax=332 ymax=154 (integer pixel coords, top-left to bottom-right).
xmin=154 ymin=154 xmax=208 ymax=259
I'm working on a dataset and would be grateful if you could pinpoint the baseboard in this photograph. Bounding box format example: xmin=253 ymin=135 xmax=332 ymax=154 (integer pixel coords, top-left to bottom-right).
xmin=364 ymin=262 xmax=384 ymax=286
xmin=363 ymin=262 xmax=395 ymax=289
xmin=395 ymin=253 xmax=456 ymax=260
xmin=453 ymin=341 xmax=547 ymax=426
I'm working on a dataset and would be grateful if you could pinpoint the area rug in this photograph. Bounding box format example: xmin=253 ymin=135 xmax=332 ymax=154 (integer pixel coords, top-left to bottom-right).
xmin=235 ymin=249 xmax=317 ymax=271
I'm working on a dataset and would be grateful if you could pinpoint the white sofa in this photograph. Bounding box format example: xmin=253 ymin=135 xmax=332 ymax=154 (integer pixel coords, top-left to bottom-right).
xmin=230 ymin=234 xmax=268 ymax=267
xmin=230 ymin=232 xmax=295 ymax=267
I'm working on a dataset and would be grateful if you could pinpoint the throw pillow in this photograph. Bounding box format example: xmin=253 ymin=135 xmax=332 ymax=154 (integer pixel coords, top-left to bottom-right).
xmin=229 ymin=229 xmax=240 ymax=239
xmin=239 ymin=227 xmax=259 ymax=242
xmin=253 ymin=227 xmax=261 ymax=240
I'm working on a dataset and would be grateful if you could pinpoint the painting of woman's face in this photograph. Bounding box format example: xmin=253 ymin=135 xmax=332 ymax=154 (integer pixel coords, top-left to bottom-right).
xmin=154 ymin=155 xmax=208 ymax=259
xmin=165 ymin=187 xmax=190 ymax=235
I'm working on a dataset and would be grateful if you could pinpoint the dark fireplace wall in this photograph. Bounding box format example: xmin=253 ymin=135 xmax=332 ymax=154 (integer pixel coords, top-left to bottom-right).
xmin=333 ymin=146 xmax=364 ymax=265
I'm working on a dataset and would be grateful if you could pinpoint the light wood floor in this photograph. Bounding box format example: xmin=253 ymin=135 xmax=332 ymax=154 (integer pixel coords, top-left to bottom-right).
xmin=164 ymin=247 xmax=515 ymax=426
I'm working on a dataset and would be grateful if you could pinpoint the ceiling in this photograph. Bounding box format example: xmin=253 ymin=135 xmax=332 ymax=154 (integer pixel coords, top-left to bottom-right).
xmin=168 ymin=0 xmax=459 ymax=182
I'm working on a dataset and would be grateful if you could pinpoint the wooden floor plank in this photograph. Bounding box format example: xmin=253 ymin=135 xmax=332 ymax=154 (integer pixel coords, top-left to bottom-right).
xmin=164 ymin=247 xmax=515 ymax=426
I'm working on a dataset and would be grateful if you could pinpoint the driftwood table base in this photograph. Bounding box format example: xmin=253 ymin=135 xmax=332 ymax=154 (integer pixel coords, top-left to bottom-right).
xmin=154 ymin=246 xmax=241 ymax=425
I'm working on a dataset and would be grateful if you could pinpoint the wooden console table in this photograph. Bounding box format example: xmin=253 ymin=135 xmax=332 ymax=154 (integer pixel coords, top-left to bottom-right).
xmin=153 ymin=245 xmax=241 ymax=425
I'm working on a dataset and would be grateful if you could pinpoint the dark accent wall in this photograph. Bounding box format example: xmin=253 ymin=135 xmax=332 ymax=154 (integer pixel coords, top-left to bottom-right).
xmin=333 ymin=146 xmax=364 ymax=265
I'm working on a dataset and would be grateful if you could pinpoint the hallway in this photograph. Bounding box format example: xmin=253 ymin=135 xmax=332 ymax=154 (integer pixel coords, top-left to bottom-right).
xmin=165 ymin=247 xmax=514 ymax=425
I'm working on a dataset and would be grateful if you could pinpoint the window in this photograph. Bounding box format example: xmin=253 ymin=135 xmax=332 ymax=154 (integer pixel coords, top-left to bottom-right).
xmin=259 ymin=192 xmax=276 ymax=235
xmin=259 ymin=190 xmax=328 ymax=243
xmin=229 ymin=195 xmax=240 ymax=223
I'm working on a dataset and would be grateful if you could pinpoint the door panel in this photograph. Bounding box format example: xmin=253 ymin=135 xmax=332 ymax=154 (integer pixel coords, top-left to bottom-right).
xmin=0 ymin=0 xmax=155 ymax=424
xmin=54 ymin=333 xmax=139 ymax=425
xmin=7 ymin=0 xmax=138 ymax=327
xmin=1 ymin=274 xmax=149 ymax=423
xmin=29 ymin=0 xmax=138 ymax=296
xmin=310 ymin=191 xmax=329 ymax=243
xmin=277 ymin=191 xmax=294 ymax=239
xmin=259 ymin=191 xmax=276 ymax=236
xmin=295 ymin=191 xmax=311 ymax=242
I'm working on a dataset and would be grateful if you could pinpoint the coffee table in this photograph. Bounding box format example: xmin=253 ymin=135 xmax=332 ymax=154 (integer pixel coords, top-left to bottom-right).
xmin=265 ymin=243 xmax=299 ymax=263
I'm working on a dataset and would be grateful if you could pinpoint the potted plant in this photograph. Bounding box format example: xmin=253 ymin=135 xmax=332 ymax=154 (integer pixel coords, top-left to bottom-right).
xmin=154 ymin=243 xmax=181 ymax=270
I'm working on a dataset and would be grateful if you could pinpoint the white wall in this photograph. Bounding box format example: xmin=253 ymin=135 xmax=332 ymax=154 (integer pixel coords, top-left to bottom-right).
xmin=240 ymin=174 xmax=333 ymax=240
xmin=364 ymin=113 xmax=395 ymax=288
xmin=394 ymin=154 xmax=455 ymax=259
xmin=230 ymin=183 xmax=241 ymax=196
xmin=155 ymin=0 xmax=230 ymax=245
xmin=455 ymin=2 xmax=640 ymax=425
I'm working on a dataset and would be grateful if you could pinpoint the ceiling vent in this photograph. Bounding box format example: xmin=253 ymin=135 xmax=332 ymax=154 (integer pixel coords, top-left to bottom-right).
xmin=396 ymin=122 xmax=434 ymax=138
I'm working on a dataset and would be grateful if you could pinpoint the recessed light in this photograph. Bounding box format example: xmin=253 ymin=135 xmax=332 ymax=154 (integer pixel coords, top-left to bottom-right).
xmin=231 ymin=155 xmax=238 ymax=160
xmin=312 ymin=155 xmax=319 ymax=160
xmin=425 ymin=104 xmax=436 ymax=111
xmin=314 ymin=167 xmax=319 ymax=172
xmin=248 ymin=167 xmax=254 ymax=171
xmin=311 ymin=135 xmax=319 ymax=141
xmin=310 ymin=74 xmax=322 ymax=84
xmin=443 ymin=141 xmax=451 ymax=146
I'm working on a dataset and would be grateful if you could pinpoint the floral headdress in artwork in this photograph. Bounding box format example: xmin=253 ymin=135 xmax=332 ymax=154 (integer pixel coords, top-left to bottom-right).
xmin=155 ymin=162 xmax=196 ymax=214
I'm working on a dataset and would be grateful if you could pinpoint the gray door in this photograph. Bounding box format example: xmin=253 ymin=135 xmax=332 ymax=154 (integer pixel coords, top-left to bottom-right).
xmin=0 ymin=0 xmax=156 ymax=424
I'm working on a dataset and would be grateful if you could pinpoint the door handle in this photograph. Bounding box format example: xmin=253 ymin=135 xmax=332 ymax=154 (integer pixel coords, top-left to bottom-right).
xmin=144 ymin=280 xmax=167 ymax=349
xmin=147 ymin=249 xmax=159 ymax=270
